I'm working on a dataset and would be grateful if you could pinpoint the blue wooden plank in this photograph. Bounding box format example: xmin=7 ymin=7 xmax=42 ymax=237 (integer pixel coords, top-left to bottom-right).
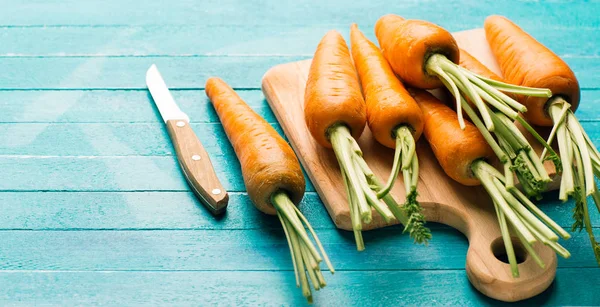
xmin=0 ymin=123 xmax=285 ymax=156
xmin=4 ymin=122 xmax=600 ymax=157
xmin=0 ymin=155 xmax=315 ymax=192
xmin=0 ymin=227 xmax=594 ymax=270
xmin=0 ymin=26 xmax=596 ymax=57
xmin=0 ymin=123 xmax=236 ymax=156
xmin=0 ymin=0 xmax=596 ymax=29
xmin=0 ymin=228 xmax=464 ymax=271
xmin=0 ymin=90 xmax=275 ymax=123
xmin=0 ymin=56 xmax=598 ymax=89
xmin=0 ymin=269 xmax=597 ymax=306
xmin=0 ymin=156 xmax=234 ymax=192
xmin=0 ymin=56 xmax=307 ymax=90
xmin=0 ymin=90 xmax=599 ymax=124
xmin=0 ymin=191 xmax=596 ymax=231
xmin=0 ymin=192 xmax=335 ymax=230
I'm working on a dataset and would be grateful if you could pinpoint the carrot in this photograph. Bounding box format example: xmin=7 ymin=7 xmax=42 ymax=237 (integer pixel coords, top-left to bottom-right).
xmin=458 ymin=48 xmax=562 ymax=197
xmin=206 ymin=77 xmax=334 ymax=302
xmin=485 ymin=15 xmax=580 ymax=126
xmin=410 ymin=88 xmax=570 ymax=277
xmin=304 ymin=30 xmax=366 ymax=149
xmin=304 ymin=30 xmax=429 ymax=250
xmin=375 ymin=15 xmax=459 ymax=90
xmin=349 ymin=23 xmax=428 ymax=238
xmin=411 ymin=88 xmax=494 ymax=186
xmin=485 ymin=15 xmax=600 ymax=265
xmin=375 ymin=14 xmax=555 ymax=199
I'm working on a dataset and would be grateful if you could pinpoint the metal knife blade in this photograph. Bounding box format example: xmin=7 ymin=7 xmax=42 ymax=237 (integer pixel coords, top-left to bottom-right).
xmin=145 ymin=64 xmax=190 ymax=123
xmin=146 ymin=64 xmax=228 ymax=215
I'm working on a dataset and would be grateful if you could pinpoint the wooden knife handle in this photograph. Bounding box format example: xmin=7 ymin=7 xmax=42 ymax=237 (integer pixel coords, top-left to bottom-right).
xmin=166 ymin=119 xmax=229 ymax=215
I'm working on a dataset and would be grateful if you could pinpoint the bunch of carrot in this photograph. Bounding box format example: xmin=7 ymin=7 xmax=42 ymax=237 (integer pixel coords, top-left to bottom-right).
xmin=370 ymin=15 xmax=573 ymax=275
xmin=304 ymin=30 xmax=430 ymax=251
xmin=485 ymin=15 xmax=600 ymax=264
xmin=206 ymin=77 xmax=334 ymax=303
xmin=350 ymin=23 xmax=428 ymax=242
xmin=205 ymin=12 xmax=599 ymax=302
xmin=375 ymin=14 xmax=560 ymax=199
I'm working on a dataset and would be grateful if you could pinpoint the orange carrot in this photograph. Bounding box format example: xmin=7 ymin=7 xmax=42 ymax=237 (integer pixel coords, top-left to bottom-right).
xmin=350 ymin=23 xmax=423 ymax=148
xmin=304 ymin=30 xmax=428 ymax=250
xmin=410 ymin=87 xmax=569 ymax=277
xmin=350 ymin=23 xmax=427 ymax=233
xmin=484 ymin=15 xmax=580 ymax=126
xmin=207 ymin=77 xmax=304 ymax=215
xmin=304 ymin=30 xmax=366 ymax=149
xmin=410 ymin=88 xmax=493 ymax=186
xmin=206 ymin=77 xmax=334 ymax=302
xmin=375 ymin=14 xmax=555 ymax=199
xmin=485 ymin=15 xmax=599 ymax=265
xmin=375 ymin=14 xmax=459 ymax=90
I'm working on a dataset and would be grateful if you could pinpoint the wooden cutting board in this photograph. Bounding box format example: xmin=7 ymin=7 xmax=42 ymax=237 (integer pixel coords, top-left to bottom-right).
xmin=261 ymin=29 xmax=559 ymax=302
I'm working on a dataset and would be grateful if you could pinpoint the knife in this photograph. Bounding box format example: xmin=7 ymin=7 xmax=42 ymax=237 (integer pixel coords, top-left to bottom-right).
xmin=146 ymin=64 xmax=228 ymax=215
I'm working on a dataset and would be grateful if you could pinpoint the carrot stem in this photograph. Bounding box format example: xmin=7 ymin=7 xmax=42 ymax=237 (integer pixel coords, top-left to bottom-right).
xmin=330 ymin=125 xmax=371 ymax=223
xmin=510 ymin=185 xmax=571 ymax=240
xmin=377 ymin=126 xmax=417 ymax=198
xmin=427 ymin=61 xmax=466 ymax=129
xmin=329 ymin=125 xmax=430 ymax=248
xmin=431 ymin=55 xmax=494 ymax=130
xmin=292 ymin=205 xmax=335 ymax=273
xmin=427 ymin=53 xmax=555 ymax=197
xmin=353 ymin=153 xmax=431 ymax=244
xmin=271 ymin=191 xmax=334 ymax=301
xmin=542 ymin=101 xmax=570 ymax=160
xmin=469 ymin=71 xmax=552 ymax=98
xmin=458 ymin=67 xmax=530 ymax=113
xmin=437 ymin=80 xmax=508 ymax=163
xmin=352 ymin=157 xmax=395 ymax=223
xmin=471 ymin=160 xmax=570 ymax=276
xmin=512 ymin=222 xmax=545 ymax=268
xmin=277 ymin=210 xmax=300 ymax=286
xmin=567 ymin=115 xmax=595 ymax=196
xmin=493 ymin=200 xmax=519 ymax=277
xmin=495 ymin=179 xmax=558 ymax=241
xmin=516 ymin=116 xmax=561 ymax=172
xmin=284 ymin=216 xmax=311 ymax=301
xmin=548 ymin=96 xmax=600 ymax=264
xmin=570 ymin=130 xmax=600 ymax=264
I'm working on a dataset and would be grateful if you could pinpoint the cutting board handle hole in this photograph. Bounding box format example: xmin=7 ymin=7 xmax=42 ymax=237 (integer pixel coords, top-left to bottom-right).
xmin=490 ymin=237 xmax=527 ymax=264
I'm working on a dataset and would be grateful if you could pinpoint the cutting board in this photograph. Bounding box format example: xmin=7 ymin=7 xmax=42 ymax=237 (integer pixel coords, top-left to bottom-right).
xmin=261 ymin=29 xmax=560 ymax=302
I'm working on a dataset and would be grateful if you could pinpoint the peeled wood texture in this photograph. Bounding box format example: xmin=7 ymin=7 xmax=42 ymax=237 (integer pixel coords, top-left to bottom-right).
xmin=262 ymin=29 xmax=560 ymax=302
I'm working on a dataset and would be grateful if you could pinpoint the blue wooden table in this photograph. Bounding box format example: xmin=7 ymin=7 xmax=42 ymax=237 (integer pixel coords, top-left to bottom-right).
xmin=0 ymin=1 xmax=598 ymax=305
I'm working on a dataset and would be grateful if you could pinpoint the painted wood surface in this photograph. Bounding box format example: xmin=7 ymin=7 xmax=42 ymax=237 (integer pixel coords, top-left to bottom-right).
xmin=0 ymin=0 xmax=599 ymax=305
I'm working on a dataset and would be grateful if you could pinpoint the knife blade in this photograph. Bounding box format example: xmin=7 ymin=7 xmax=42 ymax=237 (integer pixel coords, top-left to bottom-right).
xmin=146 ymin=64 xmax=228 ymax=215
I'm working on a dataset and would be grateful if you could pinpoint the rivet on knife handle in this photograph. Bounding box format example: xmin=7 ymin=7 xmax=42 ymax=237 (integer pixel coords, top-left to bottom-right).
xmin=166 ymin=119 xmax=229 ymax=214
